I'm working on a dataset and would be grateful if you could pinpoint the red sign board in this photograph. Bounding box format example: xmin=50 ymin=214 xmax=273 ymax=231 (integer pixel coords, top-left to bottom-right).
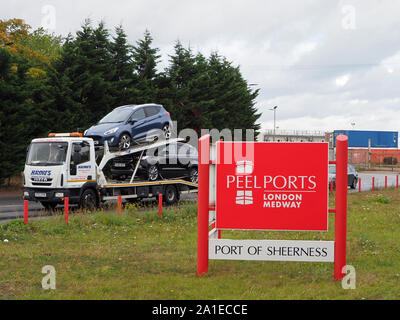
xmin=215 ymin=142 xmax=329 ymax=231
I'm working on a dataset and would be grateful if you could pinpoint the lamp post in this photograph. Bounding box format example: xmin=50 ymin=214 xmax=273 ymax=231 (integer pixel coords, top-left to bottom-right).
xmin=269 ymin=106 xmax=278 ymax=141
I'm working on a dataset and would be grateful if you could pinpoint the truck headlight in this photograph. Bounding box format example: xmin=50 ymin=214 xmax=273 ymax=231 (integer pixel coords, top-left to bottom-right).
xmin=104 ymin=127 xmax=119 ymax=135
xmin=55 ymin=192 xmax=64 ymax=198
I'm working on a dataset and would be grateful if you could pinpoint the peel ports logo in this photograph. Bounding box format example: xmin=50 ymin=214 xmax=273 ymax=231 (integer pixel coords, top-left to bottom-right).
xmin=236 ymin=160 xmax=253 ymax=175
xmin=236 ymin=190 xmax=253 ymax=205
xmin=227 ymin=161 xmax=318 ymax=209
xmin=216 ymin=142 xmax=328 ymax=231
xmin=234 ymin=161 xmax=254 ymax=205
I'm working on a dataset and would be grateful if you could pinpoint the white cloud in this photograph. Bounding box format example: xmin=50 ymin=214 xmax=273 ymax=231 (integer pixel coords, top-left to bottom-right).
xmin=2 ymin=0 xmax=400 ymax=132
xmin=335 ymin=74 xmax=350 ymax=87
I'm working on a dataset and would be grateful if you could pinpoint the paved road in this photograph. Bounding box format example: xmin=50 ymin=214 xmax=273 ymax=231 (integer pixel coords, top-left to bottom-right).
xmin=0 ymin=192 xmax=44 ymax=221
xmin=1 ymin=172 xmax=397 ymax=222
xmin=0 ymin=190 xmax=197 ymax=223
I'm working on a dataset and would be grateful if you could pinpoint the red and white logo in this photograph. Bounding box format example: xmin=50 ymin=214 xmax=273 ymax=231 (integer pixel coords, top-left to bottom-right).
xmin=236 ymin=160 xmax=254 ymax=175
xmin=235 ymin=190 xmax=253 ymax=205
xmin=234 ymin=160 xmax=254 ymax=205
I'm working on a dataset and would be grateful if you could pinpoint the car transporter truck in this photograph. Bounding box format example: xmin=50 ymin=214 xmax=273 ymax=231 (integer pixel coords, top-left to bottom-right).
xmin=23 ymin=133 xmax=198 ymax=210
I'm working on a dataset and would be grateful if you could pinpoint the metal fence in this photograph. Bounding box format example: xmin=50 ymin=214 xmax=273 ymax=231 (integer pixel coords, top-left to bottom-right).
xmin=348 ymin=149 xmax=400 ymax=171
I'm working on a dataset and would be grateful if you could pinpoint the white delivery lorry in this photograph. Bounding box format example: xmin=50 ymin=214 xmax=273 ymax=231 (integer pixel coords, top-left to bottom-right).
xmin=23 ymin=133 xmax=198 ymax=210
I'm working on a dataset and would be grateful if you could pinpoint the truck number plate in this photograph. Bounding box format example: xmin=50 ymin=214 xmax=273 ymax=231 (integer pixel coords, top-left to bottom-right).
xmin=35 ymin=193 xmax=47 ymax=198
xmin=114 ymin=163 xmax=125 ymax=167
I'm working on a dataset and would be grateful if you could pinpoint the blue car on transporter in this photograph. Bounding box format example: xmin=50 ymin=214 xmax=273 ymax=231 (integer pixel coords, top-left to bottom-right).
xmin=84 ymin=104 xmax=173 ymax=150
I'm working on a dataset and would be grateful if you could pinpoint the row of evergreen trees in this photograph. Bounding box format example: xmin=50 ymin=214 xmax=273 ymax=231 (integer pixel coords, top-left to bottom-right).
xmin=0 ymin=19 xmax=261 ymax=185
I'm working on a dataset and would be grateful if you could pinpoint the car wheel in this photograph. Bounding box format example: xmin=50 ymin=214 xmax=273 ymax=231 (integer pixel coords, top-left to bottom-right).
xmin=189 ymin=167 xmax=198 ymax=184
xmin=147 ymin=165 xmax=159 ymax=181
xmin=41 ymin=202 xmax=57 ymax=211
xmin=80 ymin=189 xmax=97 ymax=211
xmin=118 ymin=133 xmax=132 ymax=150
xmin=164 ymin=185 xmax=179 ymax=205
xmin=162 ymin=124 xmax=171 ymax=140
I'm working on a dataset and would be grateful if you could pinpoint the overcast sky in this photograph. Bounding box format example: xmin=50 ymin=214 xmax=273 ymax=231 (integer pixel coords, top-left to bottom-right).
xmin=3 ymin=0 xmax=400 ymax=133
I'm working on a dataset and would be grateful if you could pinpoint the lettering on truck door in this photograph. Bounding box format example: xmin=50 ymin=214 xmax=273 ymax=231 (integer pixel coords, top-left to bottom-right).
xmin=69 ymin=141 xmax=95 ymax=184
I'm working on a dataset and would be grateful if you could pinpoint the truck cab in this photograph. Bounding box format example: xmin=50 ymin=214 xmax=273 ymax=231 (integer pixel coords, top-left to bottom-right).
xmin=23 ymin=133 xmax=98 ymax=210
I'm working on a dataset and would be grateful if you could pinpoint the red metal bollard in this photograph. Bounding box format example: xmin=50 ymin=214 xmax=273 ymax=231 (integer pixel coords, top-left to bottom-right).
xmin=117 ymin=195 xmax=122 ymax=216
xmin=330 ymin=180 xmax=334 ymax=195
xmin=64 ymin=197 xmax=69 ymax=223
xmin=159 ymin=194 xmax=163 ymax=217
xmin=334 ymin=135 xmax=348 ymax=281
xmin=385 ymin=176 xmax=388 ymax=189
xmin=359 ymin=178 xmax=361 ymax=193
xmin=397 ymin=175 xmax=399 ymax=189
xmin=372 ymin=177 xmax=375 ymax=191
xmin=24 ymin=200 xmax=29 ymax=224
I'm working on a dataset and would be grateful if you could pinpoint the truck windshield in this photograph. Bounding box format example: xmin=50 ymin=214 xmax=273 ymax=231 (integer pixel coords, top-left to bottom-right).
xmin=26 ymin=142 xmax=68 ymax=166
xmin=98 ymin=108 xmax=132 ymax=124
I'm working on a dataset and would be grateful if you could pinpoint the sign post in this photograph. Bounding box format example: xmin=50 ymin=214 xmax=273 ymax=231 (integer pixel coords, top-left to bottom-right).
xmin=334 ymin=135 xmax=348 ymax=281
xmin=197 ymin=134 xmax=210 ymax=276
xmin=197 ymin=135 xmax=348 ymax=281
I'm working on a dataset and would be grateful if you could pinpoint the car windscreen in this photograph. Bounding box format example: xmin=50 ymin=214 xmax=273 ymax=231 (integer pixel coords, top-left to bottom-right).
xmin=99 ymin=108 xmax=132 ymax=124
xmin=26 ymin=142 xmax=68 ymax=166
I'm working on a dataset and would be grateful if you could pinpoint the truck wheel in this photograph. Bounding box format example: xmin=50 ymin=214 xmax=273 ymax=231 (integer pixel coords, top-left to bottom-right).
xmin=41 ymin=202 xmax=58 ymax=211
xmin=164 ymin=185 xmax=178 ymax=205
xmin=148 ymin=165 xmax=159 ymax=181
xmin=80 ymin=189 xmax=97 ymax=210
xmin=188 ymin=167 xmax=198 ymax=184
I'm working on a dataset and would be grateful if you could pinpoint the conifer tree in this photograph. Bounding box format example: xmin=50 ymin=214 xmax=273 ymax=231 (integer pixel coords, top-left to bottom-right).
xmin=206 ymin=52 xmax=261 ymax=136
xmin=109 ymin=25 xmax=139 ymax=106
xmin=131 ymin=30 xmax=161 ymax=103
xmin=0 ymin=49 xmax=44 ymax=183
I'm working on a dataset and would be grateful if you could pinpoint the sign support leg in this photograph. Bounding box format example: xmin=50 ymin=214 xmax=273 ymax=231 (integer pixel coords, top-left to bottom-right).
xmin=334 ymin=135 xmax=348 ymax=281
xmin=197 ymin=135 xmax=210 ymax=275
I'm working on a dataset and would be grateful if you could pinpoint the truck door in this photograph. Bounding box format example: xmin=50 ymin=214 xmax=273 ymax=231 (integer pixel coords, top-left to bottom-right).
xmin=68 ymin=141 xmax=96 ymax=185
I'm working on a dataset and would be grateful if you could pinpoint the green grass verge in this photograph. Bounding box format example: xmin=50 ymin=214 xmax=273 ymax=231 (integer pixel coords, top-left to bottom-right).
xmin=0 ymin=191 xmax=400 ymax=300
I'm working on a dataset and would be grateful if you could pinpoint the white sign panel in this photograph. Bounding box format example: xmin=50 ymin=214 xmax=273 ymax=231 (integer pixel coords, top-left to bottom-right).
xmin=209 ymin=239 xmax=334 ymax=263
